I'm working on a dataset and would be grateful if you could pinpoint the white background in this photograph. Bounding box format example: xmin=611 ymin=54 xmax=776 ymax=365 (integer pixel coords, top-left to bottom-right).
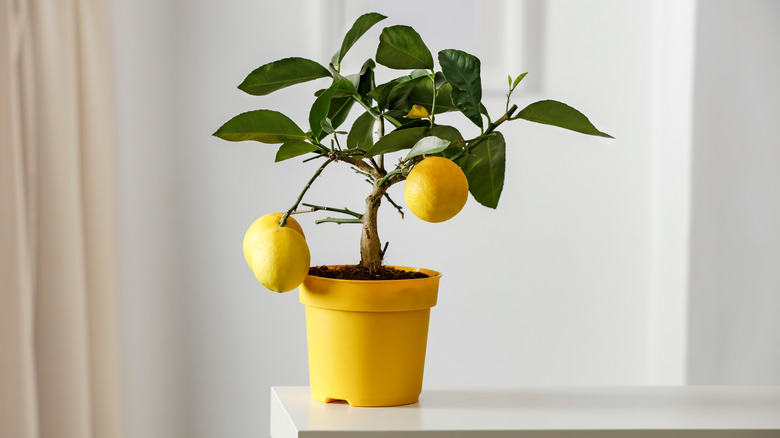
xmin=109 ymin=1 xmax=780 ymax=437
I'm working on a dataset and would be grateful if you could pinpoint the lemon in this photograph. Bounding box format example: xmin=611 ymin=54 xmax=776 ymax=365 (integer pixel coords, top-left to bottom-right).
xmin=243 ymin=213 xmax=304 ymax=268
xmin=249 ymin=227 xmax=311 ymax=292
xmin=404 ymin=157 xmax=469 ymax=223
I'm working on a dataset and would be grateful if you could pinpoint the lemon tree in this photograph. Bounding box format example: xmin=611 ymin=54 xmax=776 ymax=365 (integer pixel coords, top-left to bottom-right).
xmin=215 ymin=12 xmax=612 ymax=280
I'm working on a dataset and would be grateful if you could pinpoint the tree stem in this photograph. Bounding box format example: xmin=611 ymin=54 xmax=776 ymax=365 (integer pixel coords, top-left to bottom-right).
xmin=360 ymin=182 xmax=387 ymax=272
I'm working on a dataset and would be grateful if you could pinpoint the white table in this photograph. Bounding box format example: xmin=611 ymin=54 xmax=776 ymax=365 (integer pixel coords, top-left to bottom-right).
xmin=270 ymin=386 xmax=780 ymax=437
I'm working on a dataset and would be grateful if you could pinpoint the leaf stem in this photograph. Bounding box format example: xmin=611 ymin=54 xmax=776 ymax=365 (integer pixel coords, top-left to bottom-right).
xmin=301 ymin=203 xmax=363 ymax=218
xmin=429 ymin=73 xmax=437 ymax=126
xmin=377 ymin=168 xmax=401 ymax=187
xmin=449 ymin=104 xmax=519 ymax=161
xmin=280 ymin=158 xmax=333 ymax=227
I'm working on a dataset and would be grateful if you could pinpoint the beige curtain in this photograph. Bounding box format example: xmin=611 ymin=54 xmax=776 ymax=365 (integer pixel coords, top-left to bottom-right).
xmin=1 ymin=0 xmax=123 ymax=437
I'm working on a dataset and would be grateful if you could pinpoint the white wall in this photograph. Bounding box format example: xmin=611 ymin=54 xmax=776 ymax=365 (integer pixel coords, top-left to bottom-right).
xmin=112 ymin=1 xmax=188 ymax=437
xmin=688 ymin=0 xmax=780 ymax=384
xmin=111 ymin=1 xmax=772 ymax=437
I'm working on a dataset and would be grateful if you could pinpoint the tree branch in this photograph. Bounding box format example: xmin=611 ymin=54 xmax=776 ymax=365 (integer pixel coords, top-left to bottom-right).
xmin=302 ymin=203 xmax=363 ymax=218
xmin=316 ymin=217 xmax=363 ymax=225
xmin=280 ymin=158 xmax=333 ymax=227
xmin=335 ymin=154 xmax=376 ymax=176
xmin=383 ymin=192 xmax=404 ymax=219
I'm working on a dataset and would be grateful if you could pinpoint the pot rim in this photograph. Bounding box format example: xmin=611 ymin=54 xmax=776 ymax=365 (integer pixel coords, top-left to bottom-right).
xmin=306 ymin=265 xmax=442 ymax=283
xmin=299 ymin=265 xmax=440 ymax=312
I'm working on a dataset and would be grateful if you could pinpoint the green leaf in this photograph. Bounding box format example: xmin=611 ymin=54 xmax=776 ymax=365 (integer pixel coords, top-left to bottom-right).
xmin=320 ymin=118 xmax=335 ymax=135
xmin=324 ymin=80 xmax=358 ymax=129
xmin=429 ymin=125 xmax=463 ymax=144
xmin=512 ymin=72 xmax=528 ymax=90
xmin=310 ymin=80 xmax=342 ymax=139
xmin=375 ymin=78 xmax=407 ymax=110
xmin=394 ymin=118 xmax=431 ymax=130
xmin=405 ymin=136 xmax=451 ymax=160
xmin=332 ymin=12 xmax=387 ymax=66
xmin=438 ymin=49 xmax=483 ymax=128
xmin=367 ymin=82 xmax=388 ymax=102
xmin=433 ymin=71 xmax=447 ymax=88
xmin=356 ymin=59 xmax=376 ymax=103
xmin=275 ymin=141 xmax=318 ymax=162
xmin=462 ymin=132 xmax=506 ymax=208
xmin=376 ymin=25 xmax=434 ymax=70
xmin=404 ymin=81 xmax=457 ymax=114
xmin=410 ymin=69 xmax=430 ymax=78
xmin=516 ymin=100 xmax=613 ymax=138
xmin=387 ymin=76 xmax=427 ymax=111
xmin=347 ymin=111 xmax=376 ymax=150
xmin=213 ymin=110 xmax=306 ymax=143
xmin=238 ymin=57 xmax=330 ymax=96
xmin=327 ymin=96 xmax=354 ymax=129
xmin=365 ymin=127 xmax=428 ymax=157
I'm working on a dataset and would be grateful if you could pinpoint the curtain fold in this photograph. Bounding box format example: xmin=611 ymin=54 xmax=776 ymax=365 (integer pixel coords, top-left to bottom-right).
xmin=1 ymin=1 xmax=123 ymax=437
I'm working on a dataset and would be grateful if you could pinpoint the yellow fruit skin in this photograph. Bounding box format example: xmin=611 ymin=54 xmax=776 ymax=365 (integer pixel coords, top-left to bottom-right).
xmin=249 ymin=227 xmax=310 ymax=293
xmin=243 ymin=213 xmax=304 ymax=268
xmin=404 ymin=157 xmax=469 ymax=223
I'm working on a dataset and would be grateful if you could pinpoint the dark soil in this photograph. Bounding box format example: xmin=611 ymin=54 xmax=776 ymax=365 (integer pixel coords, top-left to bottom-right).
xmin=308 ymin=265 xmax=430 ymax=281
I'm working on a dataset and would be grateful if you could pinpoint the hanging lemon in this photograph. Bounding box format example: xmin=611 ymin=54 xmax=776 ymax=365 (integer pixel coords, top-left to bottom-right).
xmin=243 ymin=213 xmax=305 ymax=268
xmin=404 ymin=157 xmax=469 ymax=223
xmin=248 ymin=227 xmax=310 ymax=292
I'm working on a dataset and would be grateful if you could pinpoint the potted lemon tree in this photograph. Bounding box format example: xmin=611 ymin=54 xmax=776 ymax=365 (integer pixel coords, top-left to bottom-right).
xmin=215 ymin=13 xmax=611 ymax=406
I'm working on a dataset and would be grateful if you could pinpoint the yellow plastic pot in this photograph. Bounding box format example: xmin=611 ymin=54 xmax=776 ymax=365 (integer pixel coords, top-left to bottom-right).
xmin=298 ymin=266 xmax=440 ymax=407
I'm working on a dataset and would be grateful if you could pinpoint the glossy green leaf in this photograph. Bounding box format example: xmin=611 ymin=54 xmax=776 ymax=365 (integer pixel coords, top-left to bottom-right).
xmin=327 ymin=96 xmax=354 ymax=130
xmin=516 ymin=100 xmax=613 ymax=138
xmin=429 ymin=125 xmax=463 ymax=144
xmin=332 ymin=13 xmax=387 ymax=66
xmin=433 ymin=71 xmax=447 ymax=88
xmin=356 ymin=59 xmax=376 ymax=103
xmin=410 ymin=69 xmax=430 ymax=78
xmin=365 ymin=127 xmax=428 ymax=157
xmin=387 ymin=76 xmax=427 ymax=111
xmin=238 ymin=57 xmax=330 ymax=96
xmin=375 ymin=78 xmax=407 ymax=110
xmin=320 ymin=118 xmax=335 ymax=135
xmin=404 ymin=81 xmax=457 ymax=114
xmin=309 ymin=80 xmax=342 ymax=139
xmin=367 ymin=82 xmax=388 ymax=102
xmin=347 ymin=111 xmax=376 ymax=150
xmin=325 ymin=80 xmax=358 ymax=129
xmin=394 ymin=118 xmax=430 ymax=130
xmin=462 ymin=132 xmax=506 ymax=208
xmin=275 ymin=141 xmax=319 ymax=162
xmin=376 ymin=25 xmax=434 ymax=70
xmin=213 ymin=110 xmax=306 ymax=143
xmin=438 ymin=49 xmax=483 ymax=128
xmin=405 ymin=136 xmax=450 ymax=160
